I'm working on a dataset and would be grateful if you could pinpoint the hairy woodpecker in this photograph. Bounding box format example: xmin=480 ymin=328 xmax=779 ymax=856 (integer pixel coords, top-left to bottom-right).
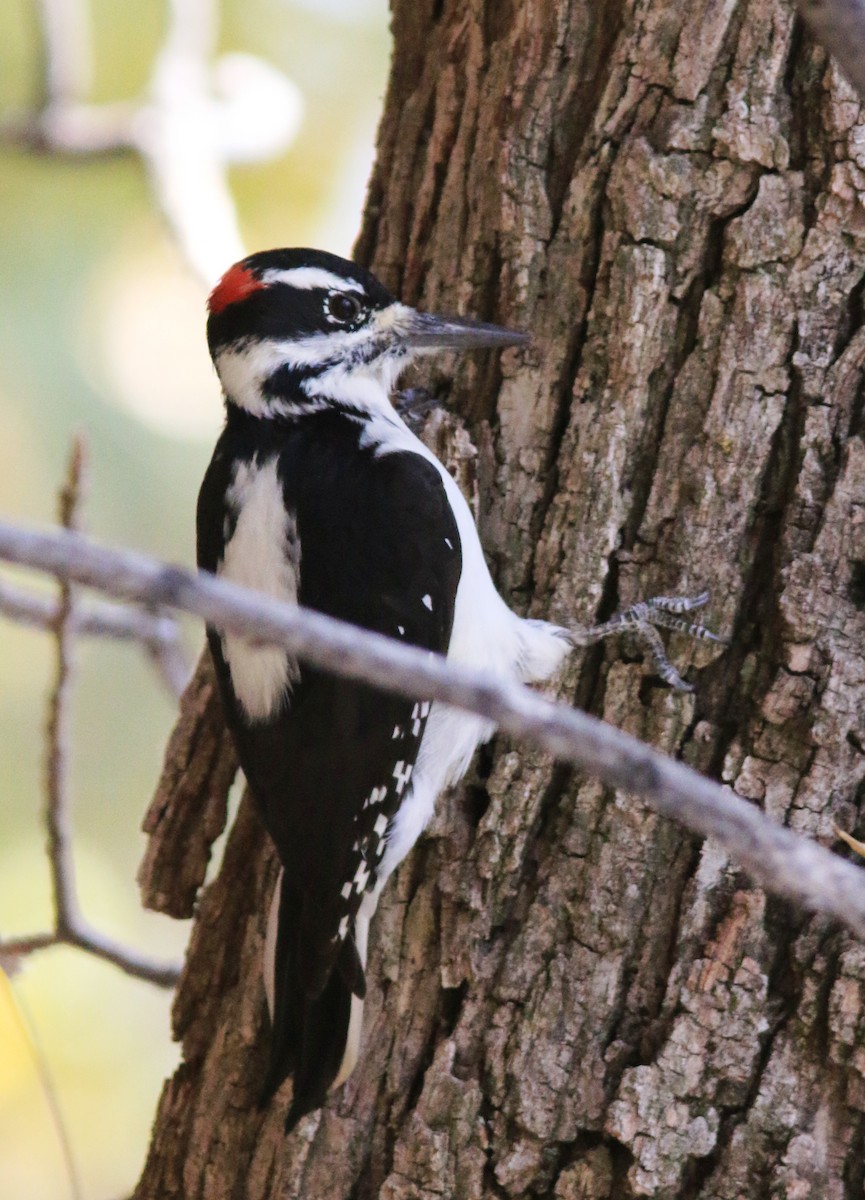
xmin=198 ymin=248 xmax=722 ymax=1129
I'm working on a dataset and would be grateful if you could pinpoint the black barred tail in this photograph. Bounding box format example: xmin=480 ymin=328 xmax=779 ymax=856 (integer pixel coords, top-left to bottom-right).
xmin=260 ymin=870 xmax=367 ymax=1131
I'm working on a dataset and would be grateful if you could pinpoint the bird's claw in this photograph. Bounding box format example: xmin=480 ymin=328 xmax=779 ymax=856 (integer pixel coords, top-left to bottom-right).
xmin=568 ymin=590 xmax=728 ymax=692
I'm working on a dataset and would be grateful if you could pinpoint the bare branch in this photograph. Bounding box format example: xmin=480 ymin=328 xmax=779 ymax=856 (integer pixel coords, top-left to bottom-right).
xmin=0 ymin=578 xmax=190 ymax=698
xmin=0 ymin=932 xmax=55 ymax=962
xmin=797 ymin=0 xmax=865 ymax=103
xmin=0 ymin=448 xmax=182 ymax=990
xmin=0 ymin=927 xmax=181 ymax=988
xmin=45 ymin=437 xmax=86 ymax=935
xmin=2 ymin=519 xmax=865 ymax=943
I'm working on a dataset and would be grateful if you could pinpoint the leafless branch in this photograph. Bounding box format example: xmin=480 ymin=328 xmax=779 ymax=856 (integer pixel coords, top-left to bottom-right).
xmin=0 ymin=449 xmax=181 ymax=990
xmin=0 ymin=578 xmax=190 ymax=697
xmin=0 ymin=926 xmax=181 ymax=988
xmin=0 ymin=921 xmax=181 ymax=986
xmin=797 ymin=0 xmax=865 ymax=103
xmin=10 ymin=0 xmax=302 ymax=282
xmin=2 ymin=519 xmax=865 ymax=943
xmin=46 ymin=437 xmax=85 ymax=936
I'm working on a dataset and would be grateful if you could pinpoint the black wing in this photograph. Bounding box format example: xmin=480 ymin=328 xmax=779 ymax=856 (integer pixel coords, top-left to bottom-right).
xmin=198 ymin=415 xmax=461 ymax=1121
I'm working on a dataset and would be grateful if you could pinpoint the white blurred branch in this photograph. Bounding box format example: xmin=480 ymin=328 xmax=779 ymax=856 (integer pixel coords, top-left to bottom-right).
xmin=2 ymin=518 xmax=865 ymax=944
xmin=13 ymin=0 xmax=303 ymax=283
xmin=36 ymin=0 xmax=91 ymax=105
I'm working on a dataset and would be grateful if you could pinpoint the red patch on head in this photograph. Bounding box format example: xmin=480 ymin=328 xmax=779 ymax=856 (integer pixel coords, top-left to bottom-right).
xmin=208 ymin=263 xmax=267 ymax=315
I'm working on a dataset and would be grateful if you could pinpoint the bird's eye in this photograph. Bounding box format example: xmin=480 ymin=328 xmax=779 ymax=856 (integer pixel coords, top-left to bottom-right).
xmin=326 ymin=292 xmax=364 ymax=325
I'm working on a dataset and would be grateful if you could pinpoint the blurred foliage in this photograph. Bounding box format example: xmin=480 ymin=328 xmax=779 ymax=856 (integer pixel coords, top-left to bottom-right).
xmin=0 ymin=1 xmax=389 ymax=1196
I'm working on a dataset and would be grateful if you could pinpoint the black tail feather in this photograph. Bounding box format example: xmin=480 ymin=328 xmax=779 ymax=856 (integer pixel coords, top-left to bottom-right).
xmin=259 ymin=874 xmax=366 ymax=1129
xmin=284 ymin=965 xmax=353 ymax=1129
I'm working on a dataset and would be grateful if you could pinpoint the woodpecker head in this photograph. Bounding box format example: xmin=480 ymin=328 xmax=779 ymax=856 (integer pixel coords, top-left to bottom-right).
xmin=207 ymin=248 xmax=528 ymax=418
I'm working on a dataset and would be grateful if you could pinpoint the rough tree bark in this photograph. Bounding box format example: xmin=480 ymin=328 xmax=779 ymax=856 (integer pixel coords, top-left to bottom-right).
xmin=135 ymin=2 xmax=865 ymax=1197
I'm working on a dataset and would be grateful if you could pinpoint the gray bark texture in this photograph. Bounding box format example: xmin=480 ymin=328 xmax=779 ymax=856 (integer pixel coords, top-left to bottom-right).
xmin=135 ymin=2 xmax=865 ymax=1196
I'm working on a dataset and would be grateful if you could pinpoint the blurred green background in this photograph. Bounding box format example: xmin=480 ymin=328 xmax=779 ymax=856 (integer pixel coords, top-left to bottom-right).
xmin=0 ymin=2 xmax=390 ymax=1196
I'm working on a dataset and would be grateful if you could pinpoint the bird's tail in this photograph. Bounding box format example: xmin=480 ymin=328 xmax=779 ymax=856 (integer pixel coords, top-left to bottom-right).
xmin=260 ymin=869 xmax=368 ymax=1130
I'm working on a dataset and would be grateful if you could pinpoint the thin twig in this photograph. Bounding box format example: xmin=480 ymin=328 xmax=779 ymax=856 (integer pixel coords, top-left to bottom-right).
xmin=46 ymin=437 xmax=85 ymax=935
xmin=0 ymin=927 xmax=180 ymax=988
xmin=0 ymin=577 xmax=190 ymax=698
xmin=0 ymin=932 xmax=55 ymax=961
xmin=1 ymin=519 xmax=865 ymax=942
xmin=1 ymin=449 xmax=182 ymax=990
xmin=0 ymin=968 xmax=83 ymax=1200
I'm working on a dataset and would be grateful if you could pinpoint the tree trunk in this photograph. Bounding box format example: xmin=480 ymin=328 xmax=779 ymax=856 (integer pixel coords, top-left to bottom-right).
xmin=135 ymin=2 xmax=865 ymax=1196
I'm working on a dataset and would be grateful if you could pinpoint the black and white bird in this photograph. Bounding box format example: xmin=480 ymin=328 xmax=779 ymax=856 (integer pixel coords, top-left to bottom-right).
xmin=197 ymin=248 xmax=721 ymax=1129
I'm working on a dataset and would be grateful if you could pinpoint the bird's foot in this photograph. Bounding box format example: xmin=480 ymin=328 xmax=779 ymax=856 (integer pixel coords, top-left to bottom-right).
xmin=567 ymin=591 xmax=728 ymax=692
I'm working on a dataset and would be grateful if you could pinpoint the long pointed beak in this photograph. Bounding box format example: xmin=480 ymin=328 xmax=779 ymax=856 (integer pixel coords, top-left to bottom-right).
xmin=391 ymin=306 xmax=530 ymax=351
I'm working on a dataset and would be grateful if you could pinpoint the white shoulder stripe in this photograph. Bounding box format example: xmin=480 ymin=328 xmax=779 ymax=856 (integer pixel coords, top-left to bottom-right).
xmin=219 ymin=457 xmax=299 ymax=721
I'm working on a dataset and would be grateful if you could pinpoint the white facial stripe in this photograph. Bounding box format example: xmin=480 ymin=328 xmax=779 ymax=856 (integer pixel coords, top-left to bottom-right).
xmin=213 ymin=302 xmax=418 ymax=417
xmin=215 ymin=343 xmax=280 ymax=416
xmin=260 ymin=266 xmax=366 ymax=293
xmin=306 ymin=363 xmax=404 ymax=411
xmin=218 ymin=328 xmax=373 ymax=386
xmin=215 ymin=335 xmax=357 ymax=416
xmin=217 ymin=341 xmax=410 ymax=418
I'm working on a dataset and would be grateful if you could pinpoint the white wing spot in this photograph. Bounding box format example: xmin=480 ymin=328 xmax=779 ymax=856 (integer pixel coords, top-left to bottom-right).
xmin=420 ymin=701 xmax=431 ymax=718
xmin=341 ymin=882 xmax=352 ymax=900
xmin=392 ymin=725 xmax=402 ymax=739
xmin=363 ymin=784 xmax=386 ymax=809
xmin=353 ymin=860 xmax=370 ymax=892
xmin=374 ymin=813 xmax=388 ymax=836
xmin=422 ymin=594 xmax=433 ymax=611
xmin=397 ymin=625 xmax=405 ymax=636
xmin=394 ymin=761 xmax=413 ymax=796
xmin=338 ymin=915 xmax=349 ymax=940
xmin=444 ymin=537 xmax=453 ymax=549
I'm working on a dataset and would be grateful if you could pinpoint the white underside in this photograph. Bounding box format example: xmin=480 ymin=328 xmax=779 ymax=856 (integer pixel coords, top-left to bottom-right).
xmin=250 ymin=367 xmax=573 ymax=1096
xmin=362 ymin=406 xmax=572 ymax=890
